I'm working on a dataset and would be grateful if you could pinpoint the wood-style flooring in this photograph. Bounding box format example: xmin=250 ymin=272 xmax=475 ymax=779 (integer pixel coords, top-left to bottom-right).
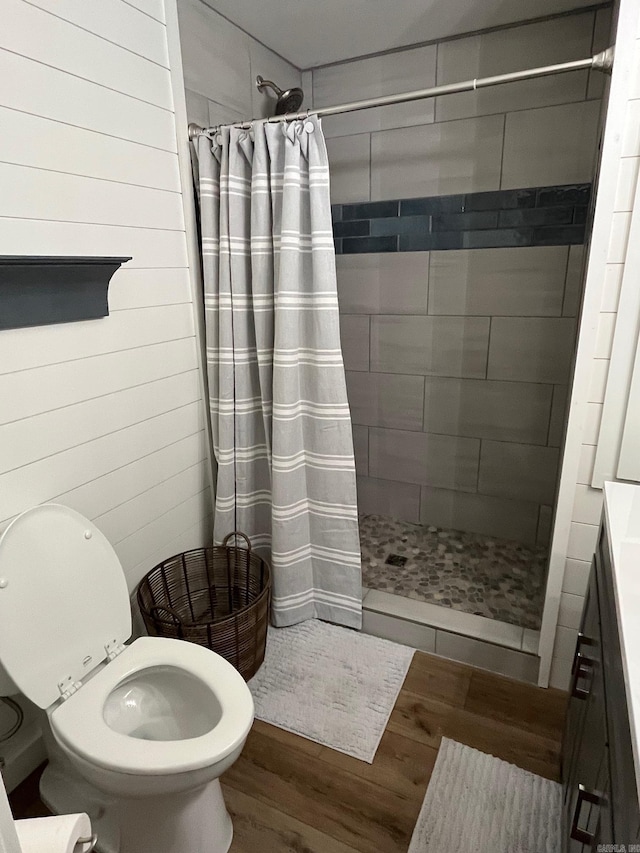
xmin=9 ymin=650 xmax=568 ymax=852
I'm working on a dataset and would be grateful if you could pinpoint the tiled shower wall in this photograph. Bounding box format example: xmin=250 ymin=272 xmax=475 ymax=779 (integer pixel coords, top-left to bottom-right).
xmin=340 ymin=245 xmax=583 ymax=546
xmin=313 ymin=6 xmax=612 ymax=545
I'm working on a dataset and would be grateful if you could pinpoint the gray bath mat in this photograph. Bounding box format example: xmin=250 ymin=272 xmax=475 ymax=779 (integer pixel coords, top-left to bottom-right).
xmin=248 ymin=619 xmax=414 ymax=762
xmin=409 ymin=738 xmax=561 ymax=852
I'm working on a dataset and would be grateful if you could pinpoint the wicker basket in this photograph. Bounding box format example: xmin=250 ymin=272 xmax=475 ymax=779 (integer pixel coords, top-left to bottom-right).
xmin=137 ymin=532 xmax=271 ymax=680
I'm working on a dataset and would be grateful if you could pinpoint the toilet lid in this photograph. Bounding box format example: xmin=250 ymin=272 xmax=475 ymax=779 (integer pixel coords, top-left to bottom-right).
xmin=0 ymin=504 xmax=131 ymax=709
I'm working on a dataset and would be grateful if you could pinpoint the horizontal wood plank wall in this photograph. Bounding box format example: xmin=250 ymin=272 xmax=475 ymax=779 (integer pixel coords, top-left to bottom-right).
xmin=0 ymin=0 xmax=212 ymax=590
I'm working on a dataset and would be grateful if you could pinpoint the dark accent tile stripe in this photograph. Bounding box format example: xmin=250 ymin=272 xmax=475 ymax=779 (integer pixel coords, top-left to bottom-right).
xmin=400 ymin=195 xmax=465 ymax=216
xmin=334 ymin=183 xmax=591 ymax=253
xmin=536 ymin=185 xmax=591 ymax=207
xmin=532 ymin=225 xmax=586 ymax=245
xmin=370 ymin=215 xmax=430 ymax=237
xmin=333 ymin=220 xmax=370 ymax=238
xmin=498 ymin=207 xmax=574 ymax=228
xmin=432 ymin=211 xmax=498 ymax=231
xmin=464 ymin=188 xmax=537 ymax=211
xmin=342 ymin=200 xmax=399 ymax=220
xmin=342 ymin=236 xmax=398 ymax=254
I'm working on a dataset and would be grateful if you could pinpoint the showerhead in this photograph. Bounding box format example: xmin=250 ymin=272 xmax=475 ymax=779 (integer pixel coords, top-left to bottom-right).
xmin=256 ymin=75 xmax=305 ymax=115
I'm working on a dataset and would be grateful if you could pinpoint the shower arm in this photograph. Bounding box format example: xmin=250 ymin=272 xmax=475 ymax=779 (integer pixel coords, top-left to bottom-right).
xmin=189 ymin=47 xmax=614 ymax=139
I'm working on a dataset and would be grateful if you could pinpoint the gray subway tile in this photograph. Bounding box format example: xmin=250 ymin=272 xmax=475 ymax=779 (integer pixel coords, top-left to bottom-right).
xmin=339 ymin=315 xmax=369 ymax=371
xmin=423 ymin=377 xmax=553 ymax=445
xmin=325 ymin=134 xmax=371 ymax=204
xmin=184 ymin=88 xmax=210 ymax=127
xmin=487 ymin=317 xmax=576 ymax=383
xmin=547 ymin=385 xmax=569 ymax=447
xmin=429 ymin=247 xmax=568 ymax=317
xmin=562 ymin=245 xmax=585 ymax=318
xmin=462 ymin=229 xmax=532 ymax=249
xmin=478 ymin=440 xmax=560 ymax=504
xmin=313 ymin=44 xmax=437 ymax=138
xmin=352 ymin=424 xmax=368 ymax=475
xmin=435 ymin=15 xmax=594 ymax=125
xmin=371 ymin=115 xmax=504 ymax=200
xmin=537 ymin=505 xmax=554 ymax=547
xmin=346 ymin=371 xmax=425 ymax=431
xmin=419 ymin=486 xmax=540 ymax=545
xmin=336 ymin=253 xmax=428 ymax=315
xmin=501 ymin=101 xmax=600 ymax=189
xmin=369 ymin=427 xmax=480 ymax=491
xmin=356 ymin=475 xmax=421 ymax=523
xmin=371 ymin=316 xmax=490 ymax=378
xmin=178 ymin=1 xmax=251 ymax=114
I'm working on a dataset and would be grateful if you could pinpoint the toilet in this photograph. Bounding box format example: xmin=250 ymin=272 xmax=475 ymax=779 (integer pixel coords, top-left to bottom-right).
xmin=0 ymin=504 xmax=254 ymax=853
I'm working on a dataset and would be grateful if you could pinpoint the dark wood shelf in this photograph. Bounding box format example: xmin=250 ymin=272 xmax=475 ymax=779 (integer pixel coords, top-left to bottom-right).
xmin=0 ymin=256 xmax=131 ymax=331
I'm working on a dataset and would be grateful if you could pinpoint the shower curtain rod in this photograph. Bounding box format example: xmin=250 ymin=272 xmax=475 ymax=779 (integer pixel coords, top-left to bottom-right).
xmin=188 ymin=47 xmax=614 ymax=139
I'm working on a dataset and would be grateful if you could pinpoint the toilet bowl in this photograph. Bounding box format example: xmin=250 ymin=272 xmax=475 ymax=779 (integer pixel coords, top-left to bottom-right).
xmin=0 ymin=504 xmax=254 ymax=853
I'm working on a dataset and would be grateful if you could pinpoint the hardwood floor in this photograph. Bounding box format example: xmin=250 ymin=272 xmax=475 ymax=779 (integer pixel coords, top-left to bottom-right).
xmin=8 ymin=650 xmax=567 ymax=852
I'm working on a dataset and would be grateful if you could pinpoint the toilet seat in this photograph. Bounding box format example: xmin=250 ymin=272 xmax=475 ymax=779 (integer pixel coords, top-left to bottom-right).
xmin=51 ymin=636 xmax=254 ymax=777
xmin=0 ymin=504 xmax=131 ymax=709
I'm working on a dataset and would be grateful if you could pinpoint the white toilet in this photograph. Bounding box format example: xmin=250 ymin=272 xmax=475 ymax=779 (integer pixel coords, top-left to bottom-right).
xmin=0 ymin=504 xmax=254 ymax=853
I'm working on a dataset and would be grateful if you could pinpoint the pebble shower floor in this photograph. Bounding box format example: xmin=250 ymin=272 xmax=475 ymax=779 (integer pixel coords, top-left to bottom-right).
xmin=359 ymin=514 xmax=547 ymax=630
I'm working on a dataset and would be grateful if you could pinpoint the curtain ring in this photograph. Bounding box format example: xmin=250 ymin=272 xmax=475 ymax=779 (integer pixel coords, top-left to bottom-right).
xmin=472 ymin=78 xmax=477 ymax=91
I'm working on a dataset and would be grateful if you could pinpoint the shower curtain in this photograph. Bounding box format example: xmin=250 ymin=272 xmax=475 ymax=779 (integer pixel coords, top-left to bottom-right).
xmin=196 ymin=116 xmax=362 ymax=629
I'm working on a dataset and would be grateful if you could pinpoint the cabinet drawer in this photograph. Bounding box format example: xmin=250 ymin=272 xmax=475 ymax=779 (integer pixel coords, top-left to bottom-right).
xmin=564 ymin=568 xmax=609 ymax=851
xmin=596 ymin=527 xmax=640 ymax=845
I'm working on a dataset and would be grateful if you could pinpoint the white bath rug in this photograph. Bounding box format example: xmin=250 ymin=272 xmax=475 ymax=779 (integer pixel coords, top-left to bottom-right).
xmin=247 ymin=619 xmax=414 ymax=763
xmin=409 ymin=738 xmax=561 ymax=853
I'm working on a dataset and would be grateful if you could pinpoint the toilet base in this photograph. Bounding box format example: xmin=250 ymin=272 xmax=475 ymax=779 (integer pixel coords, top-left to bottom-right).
xmin=40 ymin=760 xmax=119 ymax=853
xmin=40 ymin=759 xmax=233 ymax=853
xmin=116 ymin=779 xmax=232 ymax=853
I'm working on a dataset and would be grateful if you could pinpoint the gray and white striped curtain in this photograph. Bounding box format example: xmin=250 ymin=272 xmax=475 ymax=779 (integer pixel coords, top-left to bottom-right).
xmin=196 ymin=116 xmax=362 ymax=629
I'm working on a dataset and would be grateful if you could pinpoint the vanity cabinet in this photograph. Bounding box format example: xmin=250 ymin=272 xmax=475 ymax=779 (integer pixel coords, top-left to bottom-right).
xmin=562 ymin=522 xmax=640 ymax=851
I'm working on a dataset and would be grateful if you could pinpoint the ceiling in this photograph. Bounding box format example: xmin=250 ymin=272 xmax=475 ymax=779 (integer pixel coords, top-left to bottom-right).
xmin=202 ymin=0 xmax=604 ymax=68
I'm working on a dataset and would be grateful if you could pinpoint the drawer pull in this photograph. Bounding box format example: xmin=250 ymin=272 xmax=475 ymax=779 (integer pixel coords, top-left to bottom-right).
xmin=572 ymin=632 xmax=594 ymax=668
xmin=570 ymin=784 xmax=604 ymax=846
xmin=571 ymin=652 xmax=594 ymax=700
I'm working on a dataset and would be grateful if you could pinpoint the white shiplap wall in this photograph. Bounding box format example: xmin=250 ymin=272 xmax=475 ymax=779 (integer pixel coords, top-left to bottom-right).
xmin=0 ymin=0 xmax=212 ymax=591
xmin=539 ymin=0 xmax=640 ymax=689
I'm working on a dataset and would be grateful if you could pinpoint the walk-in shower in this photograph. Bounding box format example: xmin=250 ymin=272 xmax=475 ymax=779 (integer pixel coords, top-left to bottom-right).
xmin=189 ymin=44 xmax=613 ymax=638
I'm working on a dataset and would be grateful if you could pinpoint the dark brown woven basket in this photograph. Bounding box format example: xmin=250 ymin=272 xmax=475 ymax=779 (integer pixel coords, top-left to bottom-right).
xmin=137 ymin=532 xmax=271 ymax=680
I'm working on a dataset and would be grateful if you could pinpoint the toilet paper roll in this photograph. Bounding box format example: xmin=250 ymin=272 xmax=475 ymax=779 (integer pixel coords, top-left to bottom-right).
xmin=15 ymin=812 xmax=93 ymax=853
